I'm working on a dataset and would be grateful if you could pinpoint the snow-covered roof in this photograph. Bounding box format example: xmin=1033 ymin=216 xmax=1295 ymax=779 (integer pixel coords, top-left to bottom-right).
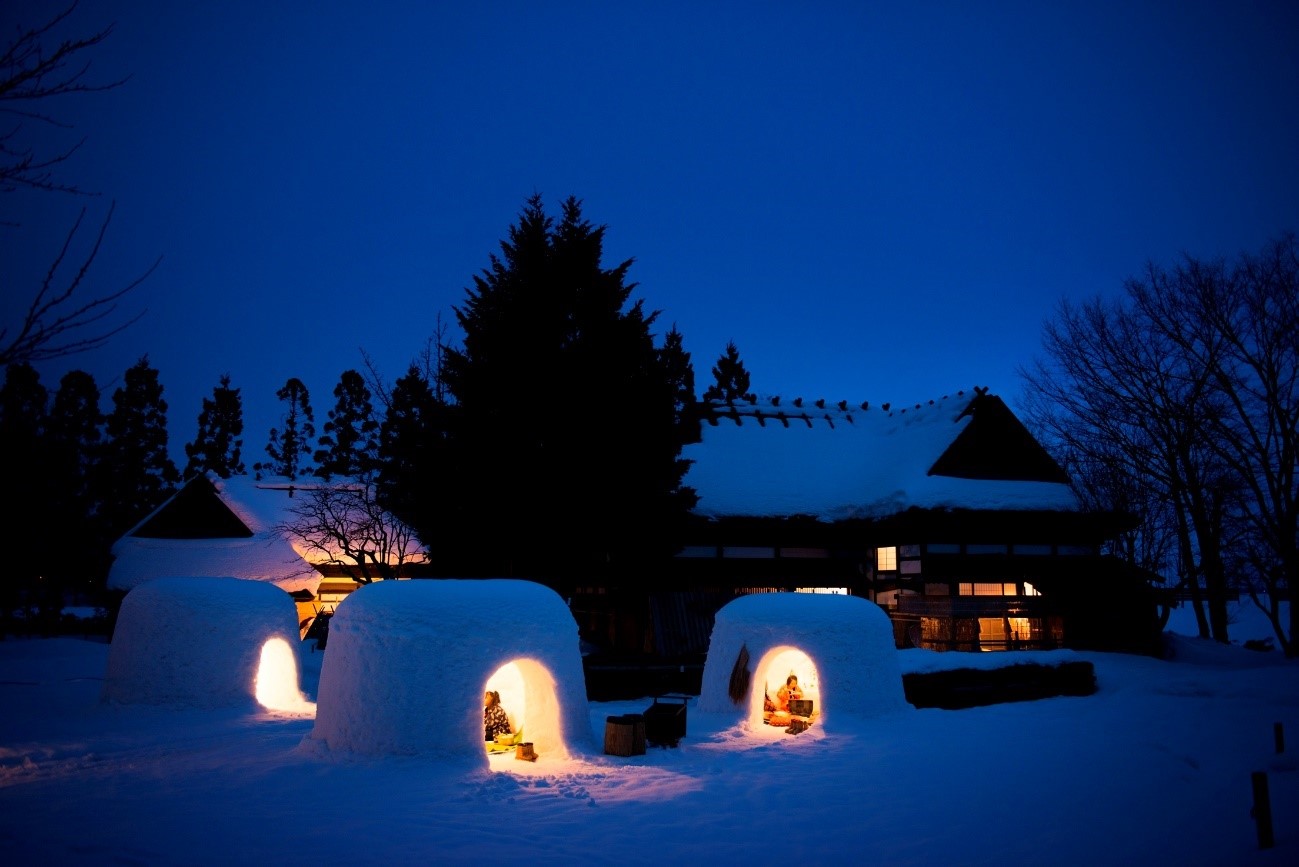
xmin=683 ymin=389 xmax=1079 ymax=520
xmin=698 ymin=592 xmax=908 ymax=729
xmin=107 ymin=474 xmax=367 ymax=595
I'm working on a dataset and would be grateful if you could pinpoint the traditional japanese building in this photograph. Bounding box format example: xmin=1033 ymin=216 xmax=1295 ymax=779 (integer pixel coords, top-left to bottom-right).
xmin=106 ymin=473 xmax=424 ymax=636
xmin=662 ymin=387 xmax=1159 ymax=655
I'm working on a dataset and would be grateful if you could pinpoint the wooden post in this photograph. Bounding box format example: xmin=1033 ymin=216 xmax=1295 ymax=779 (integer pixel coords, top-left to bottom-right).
xmin=1251 ymin=771 xmax=1274 ymax=850
xmin=1275 ymin=722 xmax=1284 ymax=754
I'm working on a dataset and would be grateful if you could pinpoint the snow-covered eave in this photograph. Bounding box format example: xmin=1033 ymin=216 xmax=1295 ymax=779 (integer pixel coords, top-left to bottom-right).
xmin=106 ymin=535 xmax=322 ymax=594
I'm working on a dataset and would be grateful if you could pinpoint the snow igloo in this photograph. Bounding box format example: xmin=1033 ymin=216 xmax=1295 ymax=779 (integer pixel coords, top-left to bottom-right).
xmin=102 ymin=576 xmax=308 ymax=711
xmin=310 ymin=579 xmax=593 ymax=764
xmin=698 ymin=592 xmax=908 ymax=732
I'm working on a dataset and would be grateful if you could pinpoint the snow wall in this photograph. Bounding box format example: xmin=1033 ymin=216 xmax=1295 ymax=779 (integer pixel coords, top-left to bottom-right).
xmin=310 ymin=579 xmax=593 ymax=763
xmin=102 ymin=576 xmax=305 ymax=709
xmin=698 ymin=593 xmax=908 ymax=729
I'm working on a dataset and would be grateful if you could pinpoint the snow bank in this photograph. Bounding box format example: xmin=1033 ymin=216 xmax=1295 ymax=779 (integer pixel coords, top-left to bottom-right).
xmin=310 ymin=579 xmax=593 ymax=763
xmin=698 ymin=593 xmax=908 ymax=729
xmin=102 ymin=576 xmax=306 ymax=710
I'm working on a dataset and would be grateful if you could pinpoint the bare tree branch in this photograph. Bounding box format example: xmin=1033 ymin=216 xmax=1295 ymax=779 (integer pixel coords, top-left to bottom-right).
xmin=0 ymin=2 xmax=153 ymax=368
xmin=0 ymin=203 xmax=157 ymax=367
xmin=276 ymin=482 xmax=428 ymax=584
xmin=0 ymin=2 xmax=127 ymax=195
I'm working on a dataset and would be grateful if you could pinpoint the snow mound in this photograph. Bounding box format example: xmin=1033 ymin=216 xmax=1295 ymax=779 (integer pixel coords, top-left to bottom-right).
xmin=310 ymin=579 xmax=593 ymax=763
xmin=1161 ymin=632 xmax=1291 ymax=667
xmin=102 ymin=576 xmax=306 ymax=710
xmin=698 ymin=592 xmax=909 ymax=728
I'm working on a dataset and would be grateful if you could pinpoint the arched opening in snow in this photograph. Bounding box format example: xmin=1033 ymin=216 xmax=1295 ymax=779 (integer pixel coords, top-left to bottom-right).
xmin=254 ymin=637 xmax=309 ymax=712
xmin=483 ymin=658 xmax=564 ymax=764
xmin=750 ymin=645 xmax=821 ymax=731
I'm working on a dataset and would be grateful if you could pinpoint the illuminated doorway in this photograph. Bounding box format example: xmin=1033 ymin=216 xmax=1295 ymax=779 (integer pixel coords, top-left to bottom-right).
xmin=750 ymin=645 xmax=821 ymax=731
xmin=254 ymin=637 xmax=311 ymax=712
xmin=483 ymin=659 xmax=565 ymax=764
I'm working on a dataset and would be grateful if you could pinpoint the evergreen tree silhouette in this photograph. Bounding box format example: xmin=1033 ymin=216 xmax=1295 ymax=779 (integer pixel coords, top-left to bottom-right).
xmin=102 ymin=357 xmax=179 ymax=538
xmin=184 ymin=374 xmax=245 ymax=479
xmin=376 ymin=365 xmax=448 ymax=527
xmin=660 ymin=324 xmax=700 ymax=445
xmin=256 ymin=377 xmax=315 ymax=480
xmin=314 ymin=369 xmax=380 ymax=480
xmin=0 ymin=363 xmax=51 ymax=619
xmin=47 ymin=370 xmax=112 ymax=593
xmin=436 ymin=194 xmax=696 ymax=583
xmin=702 ymin=340 xmax=755 ymax=403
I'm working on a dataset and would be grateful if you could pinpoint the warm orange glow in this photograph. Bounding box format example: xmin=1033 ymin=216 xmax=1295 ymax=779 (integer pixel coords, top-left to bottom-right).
xmin=485 ymin=661 xmax=527 ymax=736
xmin=483 ymin=658 xmax=566 ymax=765
xmin=254 ymin=638 xmax=312 ymax=712
xmin=751 ymin=645 xmax=821 ymax=731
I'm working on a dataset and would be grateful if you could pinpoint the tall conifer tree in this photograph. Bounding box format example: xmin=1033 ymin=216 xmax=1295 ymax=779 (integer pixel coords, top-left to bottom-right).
xmin=47 ymin=370 xmax=111 ymax=592
xmin=0 ymin=363 xmax=51 ymax=614
xmin=184 ymin=374 xmax=245 ymax=479
xmin=257 ymin=378 xmax=316 ymax=480
xmin=702 ymin=340 xmax=755 ymax=403
xmin=102 ymin=357 xmax=179 ymax=538
xmin=314 ymin=369 xmax=380 ymax=479
xmin=436 ymin=195 xmax=696 ymax=582
xmin=376 ymin=365 xmax=447 ymax=525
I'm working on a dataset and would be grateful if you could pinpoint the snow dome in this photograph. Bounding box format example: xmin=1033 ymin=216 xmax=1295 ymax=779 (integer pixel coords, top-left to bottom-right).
xmin=698 ymin=593 xmax=908 ymax=731
xmin=310 ymin=579 xmax=593 ymax=764
xmin=102 ymin=576 xmax=308 ymax=711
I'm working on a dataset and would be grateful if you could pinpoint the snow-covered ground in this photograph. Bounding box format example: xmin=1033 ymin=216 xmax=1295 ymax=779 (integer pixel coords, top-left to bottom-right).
xmin=1 ymin=603 xmax=1295 ymax=865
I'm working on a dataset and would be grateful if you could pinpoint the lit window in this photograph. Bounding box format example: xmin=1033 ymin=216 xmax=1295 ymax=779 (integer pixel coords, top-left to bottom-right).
xmin=876 ymin=546 xmax=897 ymax=571
xmin=979 ymin=583 xmax=1002 ymax=596
xmin=1024 ymin=582 xmax=1040 ymax=596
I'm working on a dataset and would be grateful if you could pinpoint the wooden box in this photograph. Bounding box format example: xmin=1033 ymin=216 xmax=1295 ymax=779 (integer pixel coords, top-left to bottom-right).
xmin=644 ymin=696 xmax=688 ymax=747
xmin=789 ymin=698 xmax=814 ymax=717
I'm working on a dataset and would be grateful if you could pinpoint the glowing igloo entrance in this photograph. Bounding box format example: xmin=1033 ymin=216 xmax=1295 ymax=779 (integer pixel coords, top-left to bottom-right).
xmin=753 ymin=645 xmax=821 ymax=731
xmin=483 ymin=659 xmax=564 ymax=761
xmin=102 ymin=576 xmax=308 ymax=712
xmin=255 ymin=637 xmax=314 ymax=712
xmin=311 ymin=579 xmax=593 ymax=764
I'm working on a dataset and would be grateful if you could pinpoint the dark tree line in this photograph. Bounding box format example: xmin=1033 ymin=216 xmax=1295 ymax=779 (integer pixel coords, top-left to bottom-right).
xmin=4 ymin=189 xmax=756 ymax=630
xmin=1023 ymin=233 xmax=1297 ymax=655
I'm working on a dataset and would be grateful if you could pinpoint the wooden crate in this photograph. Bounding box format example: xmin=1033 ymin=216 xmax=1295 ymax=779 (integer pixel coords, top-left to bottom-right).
xmin=644 ymin=696 xmax=688 ymax=747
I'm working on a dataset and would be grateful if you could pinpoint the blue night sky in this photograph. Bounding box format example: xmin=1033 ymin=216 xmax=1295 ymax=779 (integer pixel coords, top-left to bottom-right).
xmin=4 ymin=1 xmax=1298 ymax=464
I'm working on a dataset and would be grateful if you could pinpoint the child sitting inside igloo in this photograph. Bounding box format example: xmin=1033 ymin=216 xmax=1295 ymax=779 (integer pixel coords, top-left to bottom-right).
xmin=484 ymin=690 xmax=513 ymax=743
xmin=764 ymin=673 xmax=811 ymax=728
